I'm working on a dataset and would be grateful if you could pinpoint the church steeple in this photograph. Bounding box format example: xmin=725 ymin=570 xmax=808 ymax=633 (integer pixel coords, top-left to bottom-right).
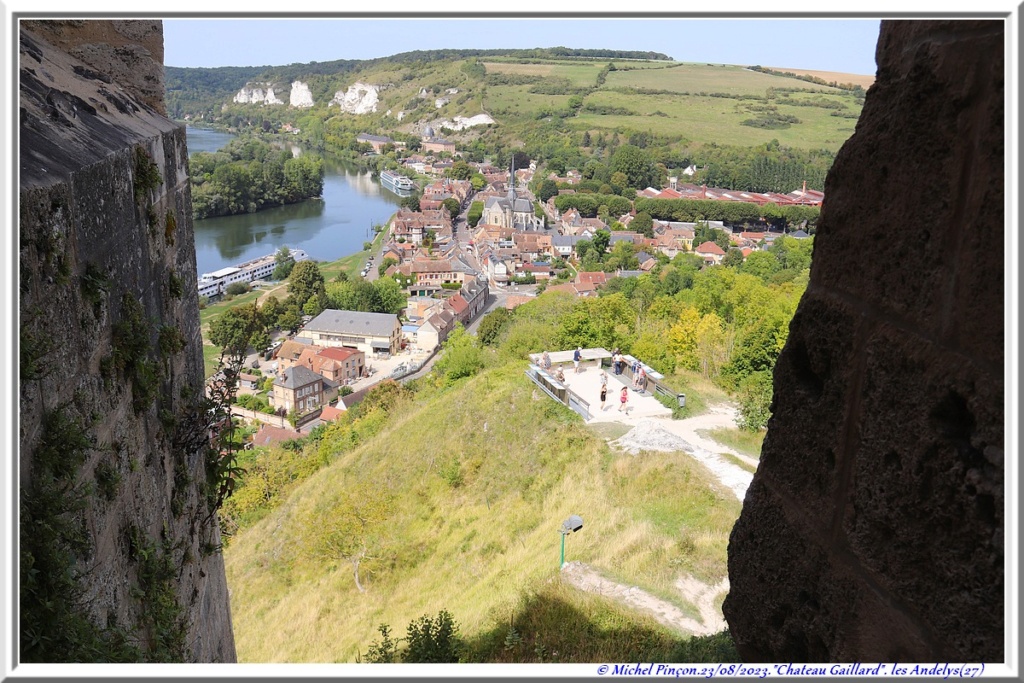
xmin=508 ymin=155 xmax=516 ymax=205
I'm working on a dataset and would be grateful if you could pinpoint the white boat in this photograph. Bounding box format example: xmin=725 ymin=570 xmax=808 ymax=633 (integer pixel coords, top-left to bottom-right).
xmin=380 ymin=170 xmax=415 ymax=194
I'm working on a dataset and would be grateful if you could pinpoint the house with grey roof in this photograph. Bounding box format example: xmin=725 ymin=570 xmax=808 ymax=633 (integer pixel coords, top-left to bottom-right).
xmin=273 ymin=365 xmax=326 ymax=416
xmin=298 ymin=309 xmax=402 ymax=356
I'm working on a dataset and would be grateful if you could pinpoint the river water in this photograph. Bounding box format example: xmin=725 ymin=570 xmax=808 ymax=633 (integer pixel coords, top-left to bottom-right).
xmin=184 ymin=126 xmax=404 ymax=277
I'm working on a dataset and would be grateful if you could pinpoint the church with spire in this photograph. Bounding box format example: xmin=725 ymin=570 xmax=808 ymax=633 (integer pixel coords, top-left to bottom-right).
xmin=481 ymin=157 xmax=545 ymax=231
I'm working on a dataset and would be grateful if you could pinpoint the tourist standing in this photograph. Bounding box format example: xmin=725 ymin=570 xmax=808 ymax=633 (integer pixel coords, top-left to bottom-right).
xmin=600 ymin=383 xmax=607 ymax=411
xmin=618 ymin=386 xmax=629 ymax=412
xmin=541 ymin=350 xmax=551 ymax=371
xmin=573 ymin=346 xmax=583 ymax=374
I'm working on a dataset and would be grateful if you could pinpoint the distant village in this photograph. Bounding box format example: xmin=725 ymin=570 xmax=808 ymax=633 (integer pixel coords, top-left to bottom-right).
xmin=222 ymin=127 xmax=821 ymax=447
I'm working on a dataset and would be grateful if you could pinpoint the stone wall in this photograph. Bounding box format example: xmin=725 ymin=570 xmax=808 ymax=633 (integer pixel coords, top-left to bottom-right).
xmin=723 ymin=20 xmax=1004 ymax=662
xmin=19 ymin=22 xmax=235 ymax=662
xmin=21 ymin=19 xmax=165 ymax=114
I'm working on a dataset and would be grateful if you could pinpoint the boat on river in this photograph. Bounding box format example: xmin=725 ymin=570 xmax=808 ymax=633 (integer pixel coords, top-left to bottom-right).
xmin=380 ymin=169 xmax=415 ymax=195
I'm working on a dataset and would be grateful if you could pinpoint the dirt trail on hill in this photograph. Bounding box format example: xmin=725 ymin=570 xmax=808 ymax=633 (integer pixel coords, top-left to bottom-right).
xmin=609 ymin=403 xmax=755 ymax=501
xmin=560 ymin=562 xmax=728 ymax=636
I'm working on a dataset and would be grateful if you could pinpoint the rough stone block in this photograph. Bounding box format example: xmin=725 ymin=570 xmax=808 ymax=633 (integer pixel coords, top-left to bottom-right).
xmin=755 ymin=291 xmax=859 ymax=530
xmin=843 ymin=323 xmax=1003 ymax=661
xmin=726 ymin=478 xmax=933 ymax=662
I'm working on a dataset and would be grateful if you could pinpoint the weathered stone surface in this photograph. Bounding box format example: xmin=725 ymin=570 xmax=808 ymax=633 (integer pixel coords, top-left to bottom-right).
xmin=846 ymin=324 xmax=1003 ymax=660
xmin=756 ymin=293 xmax=859 ymax=528
xmin=725 ymin=19 xmax=1003 ymax=662
xmin=725 ymin=478 xmax=934 ymax=662
xmin=19 ymin=24 xmax=235 ymax=662
xmin=21 ymin=19 xmax=165 ymax=114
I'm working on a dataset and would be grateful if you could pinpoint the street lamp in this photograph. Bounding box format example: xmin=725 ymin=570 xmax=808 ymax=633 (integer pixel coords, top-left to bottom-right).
xmin=559 ymin=515 xmax=583 ymax=568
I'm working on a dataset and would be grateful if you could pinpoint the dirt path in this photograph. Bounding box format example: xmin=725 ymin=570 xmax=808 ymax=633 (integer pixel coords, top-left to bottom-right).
xmin=609 ymin=403 xmax=755 ymax=501
xmin=560 ymin=562 xmax=728 ymax=636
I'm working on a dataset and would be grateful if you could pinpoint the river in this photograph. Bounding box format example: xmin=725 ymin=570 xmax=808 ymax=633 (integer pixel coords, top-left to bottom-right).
xmin=184 ymin=126 xmax=405 ymax=277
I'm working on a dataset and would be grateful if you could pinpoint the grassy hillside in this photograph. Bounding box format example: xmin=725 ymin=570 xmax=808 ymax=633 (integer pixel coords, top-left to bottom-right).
xmin=175 ymin=52 xmax=866 ymax=154
xmin=223 ymin=362 xmax=741 ymax=662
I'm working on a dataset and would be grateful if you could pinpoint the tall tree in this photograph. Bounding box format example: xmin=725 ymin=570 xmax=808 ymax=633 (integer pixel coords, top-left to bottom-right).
xmin=288 ymin=260 xmax=326 ymax=308
xmin=591 ymin=229 xmax=611 ymax=258
xmin=611 ymin=144 xmax=657 ymax=189
xmin=631 ymin=212 xmax=654 ymax=238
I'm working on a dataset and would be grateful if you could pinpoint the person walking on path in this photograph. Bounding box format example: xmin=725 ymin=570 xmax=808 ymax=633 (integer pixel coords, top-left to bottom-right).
xmin=618 ymin=386 xmax=629 ymax=413
xmin=600 ymin=383 xmax=607 ymax=411
xmin=573 ymin=346 xmax=583 ymax=374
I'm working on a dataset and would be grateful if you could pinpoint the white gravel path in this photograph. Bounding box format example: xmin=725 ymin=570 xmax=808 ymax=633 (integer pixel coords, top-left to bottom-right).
xmin=609 ymin=405 xmax=755 ymax=501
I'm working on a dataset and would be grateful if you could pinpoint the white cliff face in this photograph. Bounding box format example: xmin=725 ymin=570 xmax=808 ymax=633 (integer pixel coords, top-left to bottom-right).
xmin=290 ymin=81 xmax=314 ymax=108
xmin=430 ymin=114 xmax=496 ymax=130
xmin=328 ymin=82 xmax=380 ymax=114
xmin=233 ymin=83 xmax=285 ymax=105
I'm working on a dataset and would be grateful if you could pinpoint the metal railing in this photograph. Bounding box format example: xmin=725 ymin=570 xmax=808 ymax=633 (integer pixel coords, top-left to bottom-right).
xmin=525 ymin=364 xmax=591 ymax=421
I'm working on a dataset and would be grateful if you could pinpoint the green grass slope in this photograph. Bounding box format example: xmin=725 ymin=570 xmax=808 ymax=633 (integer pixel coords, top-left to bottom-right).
xmin=223 ymin=362 xmax=741 ymax=662
xmin=184 ymin=54 xmax=865 ymax=153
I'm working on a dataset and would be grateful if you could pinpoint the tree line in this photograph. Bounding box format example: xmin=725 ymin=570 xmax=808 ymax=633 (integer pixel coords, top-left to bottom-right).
xmin=190 ymin=137 xmax=325 ymax=219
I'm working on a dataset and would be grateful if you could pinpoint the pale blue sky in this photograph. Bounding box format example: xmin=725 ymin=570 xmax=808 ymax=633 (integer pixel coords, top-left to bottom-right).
xmin=163 ymin=18 xmax=882 ymax=76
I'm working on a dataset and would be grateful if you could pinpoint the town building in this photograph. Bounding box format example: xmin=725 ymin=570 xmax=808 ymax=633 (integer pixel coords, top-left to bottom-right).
xmin=299 ymin=309 xmax=402 ymax=356
xmin=273 ymin=365 xmax=326 ymax=416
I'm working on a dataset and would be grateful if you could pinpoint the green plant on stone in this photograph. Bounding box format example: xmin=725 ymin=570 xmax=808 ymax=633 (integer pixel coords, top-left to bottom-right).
xmin=168 ymin=273 xmax=183 ymax=300
xmin=21 ymin=408 xmax=145 ymax=662
xmin=164 ymin=210 xmax=177 ymax=246
xmin=94 ymin=461 xmax=121 ymax=502
xmin=81 ymin=262 xmax=110 ymax=317
xmin=133 ymin=146 xmax=162 ymax=201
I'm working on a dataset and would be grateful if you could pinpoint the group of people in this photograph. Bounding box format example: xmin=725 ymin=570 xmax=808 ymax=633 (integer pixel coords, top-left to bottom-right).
xmin=540 ymin=347 xmax=638 ymax=414
xmin=597 ymin=368 xmax=630 ymax=413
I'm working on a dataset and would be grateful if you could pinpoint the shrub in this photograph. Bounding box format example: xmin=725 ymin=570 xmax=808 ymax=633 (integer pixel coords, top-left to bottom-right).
xmin=404 ymin=610 xmax=462 ymax=663
xmin=737 ymin=370 xmax=774 ymax=431
xmin=225 ymin=282 xmax=250 ymax=296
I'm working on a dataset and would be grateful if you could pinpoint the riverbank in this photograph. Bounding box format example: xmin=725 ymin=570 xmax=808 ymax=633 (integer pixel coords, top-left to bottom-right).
xmin=199 ymin=223 xmax=391 ymax=377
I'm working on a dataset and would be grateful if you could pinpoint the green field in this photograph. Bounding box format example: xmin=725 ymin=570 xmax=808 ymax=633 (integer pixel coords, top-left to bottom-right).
xmin=576 ymin=90 xmax=859 ymax=150
xmin=482 ymin=84 xmax=573 ymax=117
xmin=604 ymin=62 xmax=845 ymax=96
xmin=482 ymin=60 xmax=605 ymax=87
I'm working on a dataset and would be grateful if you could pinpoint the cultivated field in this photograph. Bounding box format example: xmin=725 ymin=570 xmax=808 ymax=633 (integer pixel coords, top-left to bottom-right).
xmin=603 ymin=62 xmax=846 ymax=96
xmin=765 ymin=66 xmax=875 ymax=88
xmin=577 ymin=90 xmax=860 ymax=150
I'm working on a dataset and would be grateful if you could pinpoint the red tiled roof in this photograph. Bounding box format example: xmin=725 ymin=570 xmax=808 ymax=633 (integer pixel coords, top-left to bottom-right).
xmin=317 ymin=347 xmax=361 ymax=362
xmin=252 ymin=424 xmax=299 ymax=447
xmin=695 ymin=241 xmax=726 ymax=255
xmin=319 ymin=405 xmax=344 ymax=422
xmin=576 ymin=271 xmax=609 ymax=285
xmin=447 ymin=294 xmax=469 ymax=315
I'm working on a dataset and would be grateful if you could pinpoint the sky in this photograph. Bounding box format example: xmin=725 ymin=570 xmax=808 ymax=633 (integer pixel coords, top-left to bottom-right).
xmin=163 ymin=18 xmax=883 ymax=76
